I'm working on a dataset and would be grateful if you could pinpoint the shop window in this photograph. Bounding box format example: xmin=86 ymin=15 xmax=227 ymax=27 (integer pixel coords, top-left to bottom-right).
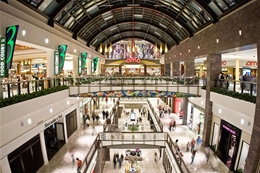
xmin=237 ymin=141 xmax=249 ymax=172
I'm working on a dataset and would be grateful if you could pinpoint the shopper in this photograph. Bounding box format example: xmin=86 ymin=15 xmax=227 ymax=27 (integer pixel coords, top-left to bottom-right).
xmin=190 ymin=150 xmax=196 ymax=164
xmin=205 ymin=146 xmax=210 ymax=162
xmin=113 ymin=154 xmax=117 ymax=169
xmin=76 ymin=158 xmax=82 ymax=173
xmin=191 ymin=138 xmax=196 ymax=151
xmin=154 ymin=152 xmax=158 ymax=162
xmin=196 ymin=136 xmax=202 ymax=151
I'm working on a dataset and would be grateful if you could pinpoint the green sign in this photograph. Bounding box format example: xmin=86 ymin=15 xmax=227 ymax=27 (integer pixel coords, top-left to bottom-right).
xmin=54 ymin=51 xmax=59 ymax=75
xmin=6 ymin=25 xmax=19 ymax=70
xmin=93 ymin=57 xmax=98 ymax=72
xmin=58 ymin=45 xmax=67 ymax=73
xmin=0 ymin=37 xmax=7 ymax=77
xmin=81 ymin=52 xmax=87 ymax=69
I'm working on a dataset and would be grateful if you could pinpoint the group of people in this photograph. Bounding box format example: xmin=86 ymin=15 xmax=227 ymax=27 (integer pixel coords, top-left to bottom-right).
xmin=113 ymin=153 xmax=124 ymax=169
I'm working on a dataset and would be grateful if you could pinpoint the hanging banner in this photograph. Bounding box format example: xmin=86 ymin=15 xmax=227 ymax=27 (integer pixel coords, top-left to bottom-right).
xmin=5 ymin=25 xmax=19 ymax=70
xmin=0 ymin=37 xmax=7 ymax=78
xmin=58 ymin=45 xmax=67 ymax=73
xmin=81 ymin=52 xmax=87 ymax=69
xmin=54 ymin=51 xmax=59 ymax=75
xmin=78 ymin=56 xmax=82 ymax=75
xmin=93 ymin=57 xmax=98 ymax=72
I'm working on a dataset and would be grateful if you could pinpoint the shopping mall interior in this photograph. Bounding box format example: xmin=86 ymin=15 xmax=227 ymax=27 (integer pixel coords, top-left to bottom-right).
xmin=0 ymin=0 xmax=260 ymax=173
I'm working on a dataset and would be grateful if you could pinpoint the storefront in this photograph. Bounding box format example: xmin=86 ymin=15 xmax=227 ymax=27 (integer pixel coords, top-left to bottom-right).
xmin=187 ymin=102 xmax=204 ymax=135
xmin=216 ymin=120 xmax=241 ymax=170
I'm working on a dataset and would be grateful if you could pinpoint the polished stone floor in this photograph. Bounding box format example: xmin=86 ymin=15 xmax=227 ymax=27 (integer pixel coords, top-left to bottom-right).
xmin=36 ymin=99 xmax=233 ymax=173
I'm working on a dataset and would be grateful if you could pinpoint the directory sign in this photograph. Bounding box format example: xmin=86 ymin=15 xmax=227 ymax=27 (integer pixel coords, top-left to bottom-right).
xmin=0 ymin=37 xmax=6 ymax=77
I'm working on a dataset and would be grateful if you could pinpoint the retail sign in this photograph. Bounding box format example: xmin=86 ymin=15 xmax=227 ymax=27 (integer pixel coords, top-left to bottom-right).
xmin=5 ymin=25 xmax=19 ymax=70
xmin=58 ymin=45 xmax=68 ymax=72
xmin=0 ymin=37 xmax=7 ymax=77
xmin=45 ymin=114 xmax=62 ymax=128
xmin=222 ymin=61 xmax=226 ymax=66
xmin=54 ymin=51 xmax=59 ymax=75
xmin=246 ymin=61 xmax=258 ymax=66
xmin=223 ymin=124 xmax=236 ymax=135
xmin=126 ymin=57 xmax=141 ymax=63
xmin=93 ymin=57 xmax=98 ymax=72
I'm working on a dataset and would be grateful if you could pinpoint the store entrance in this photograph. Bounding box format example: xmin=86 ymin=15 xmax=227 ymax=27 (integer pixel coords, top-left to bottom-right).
xmin=44 ymin=123 xmax=65 ymax=160
xmin=217 ymin=120 xmax=241 ymax=170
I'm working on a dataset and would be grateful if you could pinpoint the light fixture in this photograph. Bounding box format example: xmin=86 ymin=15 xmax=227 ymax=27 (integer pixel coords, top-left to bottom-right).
xmin=155 ymin=43 xmax=158 ymax=53
xmin=45 ymin=38 xmax=49 ymax=44
xmin=74 ymin=49 xmax=77 ymax=53
xmin=164 ymin=43 xmax=168 ymax=53
xmin=218 ymin=109 xmax=222 ymax=114
xmin=216 ymin=38 xmax=219 ymax=43
xmin=27 ymin=118 xmax=32 ymax=125
xmin=50 ymin=108 xmax=53 ymax=113
xmin=109 ymin=43 xmax=112 ymax=52
xmin=188 ymin=49 xmax=190 ymax=52
xmin=241 ymin=118 xmax=244 ymax=125
xmin=67 ymin=100 xmax=70 ymax=105
xmin=77 ymin=96 xmax=79 ymax=100
xmin=105 ymin=43 xmax=108 ymax=53
xmin=239 ymin=29 xmax=242 ymax=35
xmin=201 ymin=101 xmax=204 ymax=105
xmin=22 ymin=29 xmax=26 ymax=36
xmin=180 ymin=53 xmax=182 ymax=55
xmin=198 ymin=45 xmax=200 ymax=49
xmin=99 ymin=43 xmax=103 ymax=53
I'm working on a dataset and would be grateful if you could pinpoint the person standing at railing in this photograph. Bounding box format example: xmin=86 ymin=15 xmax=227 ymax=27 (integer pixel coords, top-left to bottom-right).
xmin=219 ymin=72 xmax=225 ymax=87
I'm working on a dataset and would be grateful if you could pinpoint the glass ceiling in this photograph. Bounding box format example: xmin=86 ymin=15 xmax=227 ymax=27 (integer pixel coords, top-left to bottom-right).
xmin=18 ymin=0 xmax=250 ymax=52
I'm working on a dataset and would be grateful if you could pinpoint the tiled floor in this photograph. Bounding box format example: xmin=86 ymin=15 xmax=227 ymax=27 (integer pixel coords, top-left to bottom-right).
xmin=36 ymin=99 xmax=233 ymax=173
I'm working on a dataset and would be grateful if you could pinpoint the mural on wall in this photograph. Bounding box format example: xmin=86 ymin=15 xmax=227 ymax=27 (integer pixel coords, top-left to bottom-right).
xmin=72 ymin=90 xmax=195 ymax=98
xmin=108 ymin=43 xmax=161 ymax=59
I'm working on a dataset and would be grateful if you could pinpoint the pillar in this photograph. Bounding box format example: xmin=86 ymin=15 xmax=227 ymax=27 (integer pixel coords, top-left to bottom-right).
xmin=144 ymin=64 xmax=147 ymax=75
xmin=17 ymin=63 xmax=21 ymax=75
xmin=203 ymin=53 xmax=221 ymax=146
xmin=63 ymin=115 xmax=68 ymax=143
xmin=172 ymin=62 xmax=180 ymax=76
xmin=171 ymin=96 xmax=175 ymax=113
xmin=244 ymin=42 xmax=260 ymax=173
xmin=73 ymin=55 xmax=78 ymax=79
xmin=39 ymin=131 xmax=49 ymax=164
xmin=182 ymin=97 xmax=188 ymax=125
xmin=199 ymin=64 xmax=203 ymax=77
xmin=119 ymin=65 xmax=122 ymax=74
xmin=235 ymin=58 xmax=240 ymax=81
xmin=87 ymin=58 xmax=91 ymax=75
xmin=184 ymin=59 xmax=195 ymax=76
xmin=46 ymin=49 xmax=55 ymax=78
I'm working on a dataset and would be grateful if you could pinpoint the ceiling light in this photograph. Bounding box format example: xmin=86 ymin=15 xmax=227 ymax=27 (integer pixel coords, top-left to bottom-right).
xmin=201 ymin=101 xmax=203 ymax=105
xmin=218 ymin=109 xmax=222 ymax=114
xmin=77 ymin=96 xmax=79 ymax=99
xmin=216 ymin=38 xmax=219 ymax=43
xmin=22 ymin=29 xmax=26 ymax=36
xmin=67 ymin=100 xmax=70 ymax=105
xmin=239 ymin=30 xmax=242 ymax=35
xmin=74 ymin=49 xmax=77 ymax=53
xmin=180 ymin=53 xmax=182 ymax=55
xmin=45 ymin=38 xmax=49 ymax=44
xmin=28 ymin=118 xmax=32 ymax=125
xmin=198 ymin=45 xmax=200 ymax=49
xmin=50 ymin=108 xmax=53 ymax=113
xmin=188 ymin=49 xmax=190 ymax=52
xmin=241 ymin=118 xmax=244 ymax=125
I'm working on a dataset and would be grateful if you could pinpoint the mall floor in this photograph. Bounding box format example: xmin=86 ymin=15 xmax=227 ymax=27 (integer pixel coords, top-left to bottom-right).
xmin=36 ymin=99 xmax=233 ymax=173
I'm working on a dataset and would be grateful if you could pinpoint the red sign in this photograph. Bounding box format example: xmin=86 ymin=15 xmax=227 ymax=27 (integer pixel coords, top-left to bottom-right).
xmin=222 ymin=61 xmax=226 ymax=66
xmin=246 ymin=61 xmax=258 ymax=66
xmin=126 ymin=57 xmax=141 ymax=63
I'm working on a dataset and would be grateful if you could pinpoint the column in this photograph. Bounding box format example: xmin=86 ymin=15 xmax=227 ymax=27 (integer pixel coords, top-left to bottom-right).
xmin=0 ymin=156 xmax=12 ymax=173
xmin=144 ymin=64 xmax=147 ymax=75
xmin=243 ymin=42 xmax=260 ymax=173
xmin=199 ymin=64 xmax=203 ymax=77
xmin=72 ymin=55 xmax=78 ymax=79
xmin=172 ymin=62 xmax=180 ymax=76
xmin=46 ymin=49 xmax=55 ymax=78
xmin=171 ymin=96 xmax=175 ymax=113
xmin=235 ymin=58 xmax=240 ymax=81
xmin=17 ymin=64 xmax=21 ymax=75
xmin=119 ymin=65 xmax=122 ymax=75
xmin=87 ymin=59 xmax=92 ymax=75
xmin=39 ymin=131 xmax=49 ymax=164
xmin=203 ymin=53 xmax=221 ymax=146
xmin=182 ymin=97 xmax=188 ymax=125
xmin=184 ymin=59 xmax=195 ymax=76
xmin=63 ymin=115 xmax=68 ymax=143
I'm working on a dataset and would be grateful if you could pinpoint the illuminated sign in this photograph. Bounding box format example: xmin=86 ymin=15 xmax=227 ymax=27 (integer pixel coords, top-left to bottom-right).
xmin=54 ymin=51 xmax=59 ymax=75
xmin=222 ymin=61 xmax=226 ymax=66
xmin=58 ymin=45 xmax=67 ymax=72
xmin=93 ymin=57 xmax=98 ymax=71
xmin=81 ymin=52 xmax=87 ymax=69
xmin=223 ymin=125 xmax=236 ymax=135
xmin=246 ymin=61 xmax=258 ymax=66
xmin=0 ymin=37 xmax=7 ymax=77
xmin=6 ymin=25 xmax=19 ymax=70
xmin=126 ymin=57 xmax=141 ymax=63
xmin=45 ymin=114 xmax=62 ymax=128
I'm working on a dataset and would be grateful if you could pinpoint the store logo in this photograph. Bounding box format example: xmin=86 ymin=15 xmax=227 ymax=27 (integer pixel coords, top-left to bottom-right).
xmin=0 ymin=37 xmax=6 ymax=77
xmin=222 ymin=61 xmax=226 ymax=66
xmin=58 ymin=45 xmax=67 ymax=72
xmin=81 ymin=52 xmax=87 ymax=69
xmin=126 ymin=57 xmax=141 ymax=63
xmin=45 ymin=114 xmax=62 ymax=128
xmin=246 ymin=61 xmax=257 ymax=66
